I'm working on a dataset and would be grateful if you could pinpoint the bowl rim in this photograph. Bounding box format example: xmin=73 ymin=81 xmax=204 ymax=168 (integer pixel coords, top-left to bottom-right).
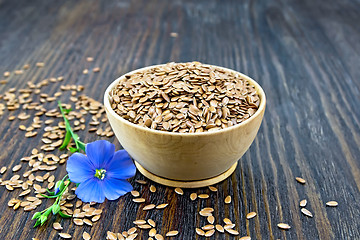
xmin=103 ymin=63 xmax=266 ymax=137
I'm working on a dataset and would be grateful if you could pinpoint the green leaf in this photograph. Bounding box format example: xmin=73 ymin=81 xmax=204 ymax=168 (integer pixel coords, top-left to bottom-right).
xmin=59 ymin=130 xmax=72 ymax=150
xmin=69 ymin=147 xmax=79 ymax=153
xmin=52 ymin=204 xmax=61 ymax=215
xmin=32 ymin=212 xmax=41 ymax=220
xmin=58 ymin=101 xmax=86 ymax=153
xmin=58 ymin=211 xmax=71 ymax=218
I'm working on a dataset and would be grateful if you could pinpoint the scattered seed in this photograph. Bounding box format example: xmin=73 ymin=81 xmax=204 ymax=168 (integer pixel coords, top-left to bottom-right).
xmin=150 ymin=185 xmax=156 ymax=192
xmin=134 ymin=220 xmax=146 ymax=225
xmin=13 ymin=202 xmax=21 ymax=210
xmin=224 ymin=195 xmax=231 ymax=204
xmin=155 ymin=234 xmax=164 ymax=240
xmin=208 ymin=186 xmax=218 ymax=192
xmin=224 ymin=224 xmax=235 ymax=229
xmin=3 ymin=71 xmax=10 ymax=77
xmin=83 ymin=69 xmax=89 ymax=75
xmin=190 ymin=193 xmax=197 ymax=201
xmin=205 ymin=229 xmax=215 ymax=237
xmin=82 ymin=231 xmax=91 ymax=240
xmin=86 ymin=57 xmax=94 ymax=62
xmin=196 ymin=228 xmax=205 ymax=236
xmin=198 ymin=194 xmax=209 ymax=199
xmin=74 ymin=218 xmax=84 ymax=225
xmin=215 ymin=224 xmax=224 ymax=233
xmin=223 ymin=218 xmax=232 ymax=225
xmin=149 ymin=228 xmax=157 ymax=237
xmin=296 ymin=177 xmax=306 ymax=184
xmin=175 ymin=187 xmax=183 ymax=195
xmin=36 ymin=62 xmax=45 ymax=68
xmin=166 ymin=230 xmax=179 ymax=237
xmin=170 ymin=32 xmax=178 ymax=37
xmin=300 ymin=199 xmax=307 ymax=207
xmin=19 ymin=189 xmax=31 ymax=197
xmin=326 ymin=201 xmax=338 ymax=207
xmin=128 ymin=227 xmax=137 ymax=234
xmin=205 ymin=215 xmax=214 ymax=224
xmin=53 ymin=222 xmax=63 ymax=230
xmin=246 ymin=212 xmax=257 ymax=219
xmin=1 ymin=166 xmax=7 ymax=174
xmin=131 ymin=190 xmax=140 ymax=197
xmin=135 ymin=179 xmax=147 ymax=184
xmin=107 ymin=231 xmax=117 ymax=240
xmin=143 ymin=204 xmax=156 ymax=210
xmin=91 ymin=215 xmax=101 ymax=222
xmin=133 ymin=198 xmax=145 ymax=203
xmin=127 ymin=233 xmax=137 ymax=240
xmin=12 ymin=164 xmax=22 ymax=172
xmin=239 ymin=236 xmax=251 ymax=240
xmin=156 ymin=203 xmax=168 ymax=209
xmin=301 ymin=208 xmax=313 ymax=217
xmin=116 ymin=233 xmax=125 ymax=240
xmin=148 ymin=219 xmax=156 ymax=227
xmin=83 ymin=218 xmax=92 ymax=226
xmin=277 ymin=223 xmax=291 ymax=230
xmin=199 ymin=210 xmax=212 ymax=217
xmin=93 ymin=67 xmax=100 ymax=73
xmin=202 ymin=225 xmax=214 ymax=230
xmin=225 ymin=228 xmax=239 ymax=235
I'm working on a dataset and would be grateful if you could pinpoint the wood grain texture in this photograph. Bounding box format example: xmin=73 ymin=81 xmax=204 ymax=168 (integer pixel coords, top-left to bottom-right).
xmin=0 ymin=0 xmax=359 ymax=239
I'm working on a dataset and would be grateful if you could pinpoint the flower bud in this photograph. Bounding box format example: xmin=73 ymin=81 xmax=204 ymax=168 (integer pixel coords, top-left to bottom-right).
xmin=54 ymin=180 xmax=65 ymax=195
xmin=52 ymin=204 xmax=61 ymax=215
xmin=32 ymin=212 xmax=41 ymax=220
xmin=40 ymin=215 xmax=47 ymax=225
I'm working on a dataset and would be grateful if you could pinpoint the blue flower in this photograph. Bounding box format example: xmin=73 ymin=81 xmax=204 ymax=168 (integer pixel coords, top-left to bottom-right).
xmin=66 ymin=140 xmax=136 ymax=203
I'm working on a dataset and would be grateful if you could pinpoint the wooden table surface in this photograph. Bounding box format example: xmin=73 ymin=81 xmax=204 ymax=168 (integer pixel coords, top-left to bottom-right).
xmin=0 ymin=0 xmax=359 ymax=239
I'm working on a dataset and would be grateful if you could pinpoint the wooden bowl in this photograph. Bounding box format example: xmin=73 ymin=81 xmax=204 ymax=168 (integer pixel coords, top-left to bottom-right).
xmin=104 ymin=64 xmax=266 ymax=188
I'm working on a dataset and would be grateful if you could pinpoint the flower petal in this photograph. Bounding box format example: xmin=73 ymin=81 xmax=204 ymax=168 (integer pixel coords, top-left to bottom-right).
xmin=101 ymin=177 xmax=133 ymax=200
xmin=86 ymin=140 xmax=115 ymax=169
xmin=66 ymin=153 xmax=95 ymax=183
xmin=75 ymin=177 xmax=105 ymax=203
xmin=106 ymin=150 xmax=136 ymax=179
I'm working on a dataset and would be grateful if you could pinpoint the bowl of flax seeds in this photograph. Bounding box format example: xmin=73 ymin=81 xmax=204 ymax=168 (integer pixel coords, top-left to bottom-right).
xmin=104 ymin=62 xmax=266 ymax=187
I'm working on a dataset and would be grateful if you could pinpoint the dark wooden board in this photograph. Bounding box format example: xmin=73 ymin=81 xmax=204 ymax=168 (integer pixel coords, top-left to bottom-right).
xmin=0 ymin=0 xmax=359 ymax=239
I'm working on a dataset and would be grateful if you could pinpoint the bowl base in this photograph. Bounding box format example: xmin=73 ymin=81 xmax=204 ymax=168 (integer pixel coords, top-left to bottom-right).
xmin=134 ymin=161 xmax=238 ymax=188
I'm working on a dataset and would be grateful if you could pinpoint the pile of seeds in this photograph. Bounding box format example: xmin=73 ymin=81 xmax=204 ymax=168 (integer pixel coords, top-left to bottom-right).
xmin=0 ymin=59 xmax=111 ymax=239
xmin=109 ymin=62 xmax=260 ymax=133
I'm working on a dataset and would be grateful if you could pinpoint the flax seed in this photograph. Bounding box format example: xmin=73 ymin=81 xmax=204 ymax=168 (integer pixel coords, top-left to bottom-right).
xmin=198 ymin=194 xmax=209 ymax=199
xmin=224 ymin=195 xmax=231 ymax=204
xmin=296 ymin=177 xmax=306 ymax=184
xmin=215 ymin=224 xmax=224 ymax=233
xmin=204 ymin=229 xmax=215 ymax=237
xmin=246 ymin=212 xmax=257 ymax=219
xmin=53 ymin=222 xmax=63 ymax=230
xmin=190 ymin=193 xmax=197 ymax=200
xmin=301 ymin=208 xmax=313 ymax=217
xmin=82 ymin=232 xmax=91 ymax=240
xmin=156 ymin=203 xmax=168 ymax=209
xmin=277 ymin=223 xmax=291 ymax=230
xmin=175 ymin=187 xmax=183 ymax=195
xmin=326 ymin=201 xmax=338 ymax=207
xmin=150 ymin=185 xmax=156 ymax=192
xmin=166 ymin=231 xmax=178 ymax=237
